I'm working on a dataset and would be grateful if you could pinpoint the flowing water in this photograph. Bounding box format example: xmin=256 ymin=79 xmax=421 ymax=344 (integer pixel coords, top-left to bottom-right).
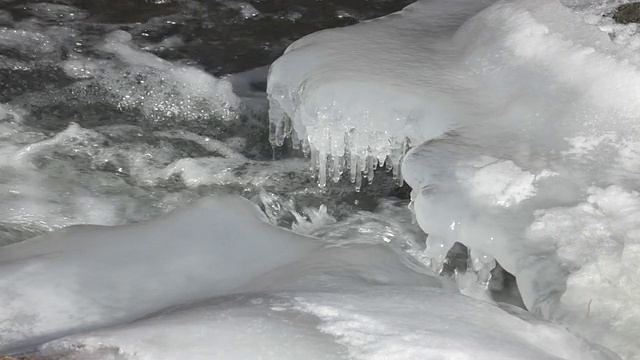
xmin=0 ymin=0 xmax=415 ymax=243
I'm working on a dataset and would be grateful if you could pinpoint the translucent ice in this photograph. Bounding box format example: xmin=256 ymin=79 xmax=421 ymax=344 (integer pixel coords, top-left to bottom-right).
xmin=267 ymin=0 xmax=640 ymax=357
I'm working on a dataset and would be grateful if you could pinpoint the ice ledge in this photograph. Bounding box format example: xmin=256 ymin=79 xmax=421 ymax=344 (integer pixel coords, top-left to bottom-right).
xmin=266 ymin=0 xmax=495 ymax=189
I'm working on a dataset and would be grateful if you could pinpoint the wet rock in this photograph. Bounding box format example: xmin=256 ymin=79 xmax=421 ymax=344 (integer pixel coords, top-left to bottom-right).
xmin=613 ymin=2 xmax=640 ymax=24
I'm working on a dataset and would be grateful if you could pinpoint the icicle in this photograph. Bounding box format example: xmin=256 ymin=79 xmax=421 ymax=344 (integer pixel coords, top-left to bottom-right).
xmin=318 ymin=151 xmax=328 ymax=188
xmin=332 ymin=155 xmax=343 ymax=183
xmin=385 ymin=155 xmax=393 ymax=171
xmin=267 ymin=99 xmax=290 ymax=147
xmin=367 ymin=156 xmax=375 ymax=184
xmin=350 ymin=154 xmax=358 ymax=183
xmin=362 ymin=156 xmax=369 ymax=177
xmin=395 ymin=164 xmax=404 ymax=186
xmin=355 ymin=167 xmax=362 ymax=192
xmin=396 ymin=137 xmax=409 ymax=185
xmin=355 ymin=156 xmax=365 ymax=191
xmin=291 ymin=128 xmax=301 ymax=149
xmin=310 ymin=148 xmax=319 ymax=176
xmin=276 ymin=121 xmax=286 ymax=147
xmin=282 ymin=116 xmax=292 ymax=144
xmin=425 ymin=235 xmax=454 ymax=274
xmin=469 ymin=249 xmax=496 ymax=290
xmin=268 ymin=120 xmax=278 ymax=147
xmin=302 ymin=138 xmax=311 ymax=156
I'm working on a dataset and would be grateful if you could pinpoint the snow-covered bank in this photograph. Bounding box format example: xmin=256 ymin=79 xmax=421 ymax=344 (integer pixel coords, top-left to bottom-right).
xmin=267 ymin=0 xmax=640 ymax=358
xmin=0 ymin=197 xmax=617 ymax=359
xmin=0 ymin=196 xmax=320 ymax=352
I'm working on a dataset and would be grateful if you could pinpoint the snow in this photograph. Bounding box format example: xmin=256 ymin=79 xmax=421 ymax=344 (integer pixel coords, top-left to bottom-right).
xmin=267 ymin=0 xmax=640 ymax=358
xmin=0 ymin=196 xmax=320 ymax=352
xmin=2 ymin=210 xmax=616 ymax=360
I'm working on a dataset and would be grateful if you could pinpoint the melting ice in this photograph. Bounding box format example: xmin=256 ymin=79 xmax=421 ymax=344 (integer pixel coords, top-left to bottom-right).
xmin=268 ymin=0 xmax=640 ymax=358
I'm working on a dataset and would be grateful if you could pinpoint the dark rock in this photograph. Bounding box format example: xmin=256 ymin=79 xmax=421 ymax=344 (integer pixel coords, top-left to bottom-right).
xmin=613 ymin=2 xmax=640 ymax=24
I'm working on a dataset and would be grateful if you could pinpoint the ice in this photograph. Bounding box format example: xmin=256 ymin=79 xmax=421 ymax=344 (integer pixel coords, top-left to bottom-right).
xmin=267 ymin=0 xmax=640 ymax=357
xmin=0 ymin=196 xmax=321 ymax=352
xmin=462 ymin=158 xmax=541 ymax=207
xmin=528 ymin=186 xmax=640 ymax=359
xmin=267 ymin=0 xmax=496 ymax=187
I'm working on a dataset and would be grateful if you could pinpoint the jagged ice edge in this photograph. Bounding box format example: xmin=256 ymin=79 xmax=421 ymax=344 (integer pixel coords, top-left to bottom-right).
xmin=268 ymin=95 xmax=409 ymax=190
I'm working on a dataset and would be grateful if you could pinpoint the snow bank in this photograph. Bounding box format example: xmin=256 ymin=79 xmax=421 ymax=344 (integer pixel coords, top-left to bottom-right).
xmin=0 ymin=196 xmax=320 ymax=352
xmin=35 ymin=245 xmax=616 ymax=360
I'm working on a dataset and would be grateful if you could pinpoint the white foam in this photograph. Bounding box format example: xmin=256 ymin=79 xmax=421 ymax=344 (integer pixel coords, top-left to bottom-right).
xmin=224 ymin=1 xmax=261 ymax=19
xmin=0 ymin=28 xmax=56 ymax=58
xmin=23 ymin=3 xmax=88 ymax=22
xmin=63 ymin=30 xmax=240 ymax=124
xmin=0 ymin=116 xmax=309 ymax=234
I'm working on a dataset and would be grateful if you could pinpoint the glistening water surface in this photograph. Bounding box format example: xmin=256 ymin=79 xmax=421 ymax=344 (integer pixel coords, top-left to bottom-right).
xmin=0 ymin=0 xmax=414 ymax=244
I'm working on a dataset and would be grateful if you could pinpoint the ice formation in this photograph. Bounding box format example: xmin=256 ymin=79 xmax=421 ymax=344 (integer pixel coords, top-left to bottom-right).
xmin=267 ymin=0 xmax=640 ymax=357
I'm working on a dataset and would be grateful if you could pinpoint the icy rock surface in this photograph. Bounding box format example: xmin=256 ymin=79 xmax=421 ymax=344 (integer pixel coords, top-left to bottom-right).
xmin=267 ymin=0 xmax=640 ymax=357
